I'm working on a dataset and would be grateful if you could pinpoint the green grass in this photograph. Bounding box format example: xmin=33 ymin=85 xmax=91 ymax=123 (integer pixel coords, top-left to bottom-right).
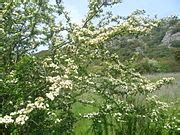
xmin=72 ymin=93 xmax=103 ymax=134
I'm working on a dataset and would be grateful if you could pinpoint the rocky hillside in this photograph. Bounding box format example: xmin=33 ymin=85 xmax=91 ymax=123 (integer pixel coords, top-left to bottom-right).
xmin=162 ymin=22 xmax=180 ymax=47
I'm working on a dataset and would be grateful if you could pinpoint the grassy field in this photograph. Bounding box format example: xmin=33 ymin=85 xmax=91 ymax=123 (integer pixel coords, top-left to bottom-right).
xmin=72 ymin=72 xmax=180 ymax=134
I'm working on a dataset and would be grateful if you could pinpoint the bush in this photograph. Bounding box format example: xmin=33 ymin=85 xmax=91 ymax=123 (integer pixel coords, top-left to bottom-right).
xmin=171 ymin=40 xmax=180 ymax=48
xmin=135 ymin=58 xmax=163 ymax=73
xmin=145 ymin=46 xmax=172 ymax=58
xmin=158 ymin=58 xmax=180 ymax=72
xmin=171 ymin=22 xmax=180 ymax=34
xmin=174 ymin=49 xmax=180 ymax=61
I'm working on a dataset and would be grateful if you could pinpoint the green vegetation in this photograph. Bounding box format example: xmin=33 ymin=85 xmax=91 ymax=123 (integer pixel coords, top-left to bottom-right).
xmin=106 ymin=15 xmax=180 ymax=73
xmin=171 ymin=41 xmax=180 ymax=48
xmin=73 ymin=73 xmax=180 ymax=135
xmin=174 ymin=49 xmax=180 ymax=61
xmin=0 ymin=1 xmax=179 ymax=135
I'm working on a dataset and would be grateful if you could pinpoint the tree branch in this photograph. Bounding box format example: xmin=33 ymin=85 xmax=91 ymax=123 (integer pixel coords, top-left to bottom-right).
xmin=82 ymin=2 xmax=104 ymax=28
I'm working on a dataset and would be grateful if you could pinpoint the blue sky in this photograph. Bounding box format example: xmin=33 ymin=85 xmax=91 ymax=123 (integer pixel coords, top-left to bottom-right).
xmin=61 ymin=0 xmax=180 ymax=24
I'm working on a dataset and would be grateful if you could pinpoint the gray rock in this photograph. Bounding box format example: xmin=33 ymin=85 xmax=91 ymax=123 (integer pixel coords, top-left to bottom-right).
xmin=162 ymin=32 xmax=180 ymax=47
xmin=162 ymin=31 xmax=172 ymax=46
xmin=171 ymin=32 xmax=180 ymax=41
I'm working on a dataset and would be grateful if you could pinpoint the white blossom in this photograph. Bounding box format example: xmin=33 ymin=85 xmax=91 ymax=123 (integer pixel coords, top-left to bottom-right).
xmin=46 ymin=92 xmax=55 ymax=101
xmin=15 ymin=115 xmax=29 ymax=125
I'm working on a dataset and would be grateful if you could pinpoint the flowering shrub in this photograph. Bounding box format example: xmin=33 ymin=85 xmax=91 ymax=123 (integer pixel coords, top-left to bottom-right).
xmin=135 ymin=57 xmax=162 ymax=73
xmin=0 ymin=1 xmax=179 ymax=134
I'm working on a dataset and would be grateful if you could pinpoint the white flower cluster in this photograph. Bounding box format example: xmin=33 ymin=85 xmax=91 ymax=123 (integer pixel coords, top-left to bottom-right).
xmin=15 ymin=115 xmax=29 ymax=125
xmin=78 ymin=99 xmax=95 ymax=104
xmin=71 ymin=15 xmax=157 ymax=47
xmin=164 ymin=117 xmax=179 ymax=130
xmin=82 ymin=112 xmax=99 ymax=119
xmin=0 ymin=63 xmax=73 ymax=125
xmin=49 ymin=63 xmax=60 ymax=69
xmin=0 ymin=115 xmax=14 ymax=124
xmin=106 ymin=104 xmax=112 ymax=111
xmin=55 ymin=118 xmax=62 ymax=124
xmin=46 ymin=75 xmax=73 ymax=101
xmin=143 ymin=77 xmax=175 ymax=93
xmin=47 ymin=111 xmax=62 ymax=124
xmin=118 ymin=76 xmax=175 ymax=94
xmin=113 ymin=112 xmax=122 ymax=122
xmin=0 ymin=97 xmax=48 ymax=125
xmin=157 ymin=77 xmax=175 ymax=85
xmin=150 ymin=109 xmax=159 ymax=122
xmin=43 ymin=58 xmax=59 ymax=70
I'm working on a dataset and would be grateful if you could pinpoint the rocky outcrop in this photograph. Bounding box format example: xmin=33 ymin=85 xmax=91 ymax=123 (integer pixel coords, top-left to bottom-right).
xmin=162 ymin=31 xmax=172 ymax=46
xmin=171 ymin=32 xmax=180 ymax=41
xmin=162 ymin=31 xmax=180 ymax=47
